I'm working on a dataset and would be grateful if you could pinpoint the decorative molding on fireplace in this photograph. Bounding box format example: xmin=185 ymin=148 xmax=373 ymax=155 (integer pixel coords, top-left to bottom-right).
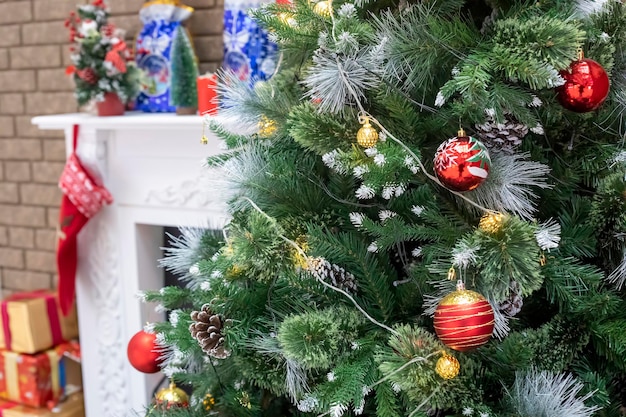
xmin=84 ymin=213 xmax=128 ymax=416
xmin=32 ymin=112 xmax=228 ymax=417
xmin=145 ymin=173 xmax=216 ymax=208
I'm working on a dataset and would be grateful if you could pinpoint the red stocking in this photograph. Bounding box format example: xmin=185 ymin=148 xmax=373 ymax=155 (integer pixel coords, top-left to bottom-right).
xmin=56 ymin=125 xmax=113 ymax=316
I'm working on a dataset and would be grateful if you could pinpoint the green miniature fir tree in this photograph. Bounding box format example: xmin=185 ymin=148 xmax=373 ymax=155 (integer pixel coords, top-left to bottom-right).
xmin=143 ymin=1 xmax=626 ymax=417
xmin=170 ymin=26 xmax=199 ymax=112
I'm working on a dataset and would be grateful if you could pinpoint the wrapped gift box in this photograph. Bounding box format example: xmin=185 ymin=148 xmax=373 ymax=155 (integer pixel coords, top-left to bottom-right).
xmin=0 ymin=290 xmax=78 ymax=354
xmin=197 ymin=73 xmax=217 ymax=116
xmin=60 ymin=342 xmax=82 ymax=397
xmin=0 ymin=345 xmax=69 ymax=408
xmin=0 ymin=392 xmax=84 ymax=417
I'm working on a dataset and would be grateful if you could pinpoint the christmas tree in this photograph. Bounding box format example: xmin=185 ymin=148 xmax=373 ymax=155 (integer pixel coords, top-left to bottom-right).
xmin=170 ymin=26 xmax=199 ymax=113
xmin=143 ymin=0 xmax=626 ymax=416
xmin=65 ymin=0 xmax=140 ymax=106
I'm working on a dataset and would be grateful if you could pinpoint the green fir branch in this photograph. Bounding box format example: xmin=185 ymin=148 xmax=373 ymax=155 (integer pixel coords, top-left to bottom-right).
xmin=307 ymin=225 xmax=398 ymax=321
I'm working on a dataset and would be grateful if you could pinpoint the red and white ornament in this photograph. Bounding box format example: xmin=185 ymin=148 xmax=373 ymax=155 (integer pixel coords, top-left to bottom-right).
xmin=434 ymin=130 xmax=490 ymax=192
xmin=556 ymin=56 xmax=609 ymax=113
xmin=127 ymin=329 xmax=164 ymax=374
xmin=433 ymin=281 xmax=495 ymax=351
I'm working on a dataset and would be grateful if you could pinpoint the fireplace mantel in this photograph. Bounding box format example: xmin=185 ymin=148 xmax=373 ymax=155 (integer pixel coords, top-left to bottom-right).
xmin=31 ymin=112 xmax=229 ymax=417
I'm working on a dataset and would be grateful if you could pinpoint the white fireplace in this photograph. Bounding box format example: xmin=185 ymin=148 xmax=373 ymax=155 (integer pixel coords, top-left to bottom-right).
xmin=31 ymin=113 xmax=229 ymax=417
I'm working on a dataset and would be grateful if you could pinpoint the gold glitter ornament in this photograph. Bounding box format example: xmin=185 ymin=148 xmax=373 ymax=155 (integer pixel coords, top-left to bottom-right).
xmin=155 ymin=382 xmax=189 ymax=409
xmin=258 ymin=115 xmax=277 ymax=137
xmin=203 ymin=392 xmax=216 ymax=410
xmin=356 ymin=117 xmax=379 ymax=148
xmin=478 ymin=212 xmax=505 ymax=234
xmin=313 ymin=0 xmax=332 ymax=17
xmin=278 ymin=12 xmax=296 ymax=26
xmin=435 ymin=353 xmax=460 ymax=380
xmin=438 ymin=287 xmax=487 ymax=306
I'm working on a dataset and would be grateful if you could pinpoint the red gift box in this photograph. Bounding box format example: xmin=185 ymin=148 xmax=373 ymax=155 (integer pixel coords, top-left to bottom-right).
xmin=0 ymin=393 xmax=84 ymax=417
xmin=0 ymin=399 xmax=19 ymax=414
xmin=197 ymin=73 xmax=217 ymax=116
xmin=0 ymin=345 xmax=68 ymax=408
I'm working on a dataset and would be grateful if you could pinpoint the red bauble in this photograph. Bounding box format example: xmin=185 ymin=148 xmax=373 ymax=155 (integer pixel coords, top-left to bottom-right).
xmin=434 ymin=133 xmax=490 ymax=192
xmin=556 ymin=58 xmax=609 ymax=113
xmin=434 ymin=286 xmax=495 ymax=351
xmin=127 ymin=330 xmax=163 ymax=373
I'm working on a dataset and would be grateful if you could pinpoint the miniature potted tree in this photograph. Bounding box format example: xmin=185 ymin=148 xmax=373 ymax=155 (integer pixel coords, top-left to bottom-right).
xmin=65 ymin=0 xmax=140 ymax=116
xmin=170 ymin=26 xmax=199 ymax=115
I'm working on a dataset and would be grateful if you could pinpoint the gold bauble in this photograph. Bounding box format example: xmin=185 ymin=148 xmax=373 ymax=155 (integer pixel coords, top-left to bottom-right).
xmin=435 ymin=353 xmax=460 ymax=380
xmin=258 ymin=115 xmax=277 ymax=137
xmin=313 ymin=0 xmax=333 ymax=17
xmin=203 ymin=392 xmax=216 ymax=411
xmin=278 ymin=12 xmax=297 ymax=26
xmin=155 ymin=382 xmax=189 ymax=409
xmin=478 ymin=212 xmax=505 ymax=234
xmin=356 ymin=119 xmax=379 ymax=148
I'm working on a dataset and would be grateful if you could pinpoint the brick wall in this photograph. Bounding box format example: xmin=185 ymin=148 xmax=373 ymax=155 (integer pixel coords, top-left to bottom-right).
xmin=0 ymin=0 xmax=224 ymax=296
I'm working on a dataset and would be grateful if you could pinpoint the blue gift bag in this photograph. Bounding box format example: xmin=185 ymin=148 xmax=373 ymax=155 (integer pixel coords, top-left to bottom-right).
xmin=223 ymin=0 xmax=278 ymax=84
xmin=136 ymin=1 xmax=193 ymax=112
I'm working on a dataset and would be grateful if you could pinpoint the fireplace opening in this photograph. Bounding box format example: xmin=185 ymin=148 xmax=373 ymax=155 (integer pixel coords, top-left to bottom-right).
xmin=163 ymin=226 xmax=187 ymax=290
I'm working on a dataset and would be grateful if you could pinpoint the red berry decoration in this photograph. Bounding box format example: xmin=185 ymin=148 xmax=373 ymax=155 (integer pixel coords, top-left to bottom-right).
xmin=127 ymin=329 xmax=164 ymax=373
xmin=101 ymin=23 xmax=115 ymax=37
xmin=434 ymin=281 xmax=495 ymax=351
xmin=76 ymin=67 xmax=98 ymax=85
xmin=556 ymin=55 xmax=609 ymax=113
xmin=434 ymin=129 xmax=490 ymax=192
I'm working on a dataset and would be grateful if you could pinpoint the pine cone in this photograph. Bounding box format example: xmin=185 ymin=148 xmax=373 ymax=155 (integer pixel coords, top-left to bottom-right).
xmin=189 ymin=304 xmax=230 ymax=359
xmin=76 ymin=67 xmax=98 ymax=85
xmin=475 ymin=113 xmax=528 ymax=154
xmin=498 ymin=281 xmax=523 ymax=316
xmin=306 ymin=257 xmax=357 ymax=293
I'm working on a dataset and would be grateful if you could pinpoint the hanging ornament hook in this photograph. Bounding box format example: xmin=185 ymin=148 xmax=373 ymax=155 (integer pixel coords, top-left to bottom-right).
xmin=447 ymin=266 xmax=456 ymax=281
xmin=201 ymin=120 xmax=208 ymax=145
xmin=357 ymin=111 xmax=369 ymax=125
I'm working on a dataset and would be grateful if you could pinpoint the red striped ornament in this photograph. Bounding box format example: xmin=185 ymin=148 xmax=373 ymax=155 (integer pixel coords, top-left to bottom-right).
xmin=434 ymin=284 xmax=494 ymax=351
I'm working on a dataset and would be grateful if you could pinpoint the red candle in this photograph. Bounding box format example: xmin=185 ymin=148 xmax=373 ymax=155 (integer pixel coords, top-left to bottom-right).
xmin=197 ymin=73 xmax=218 ymax=116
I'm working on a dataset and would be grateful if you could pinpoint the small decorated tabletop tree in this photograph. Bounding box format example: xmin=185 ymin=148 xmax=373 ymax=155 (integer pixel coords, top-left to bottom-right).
xmin=65 ymin=0 xmax=140 ymax=116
